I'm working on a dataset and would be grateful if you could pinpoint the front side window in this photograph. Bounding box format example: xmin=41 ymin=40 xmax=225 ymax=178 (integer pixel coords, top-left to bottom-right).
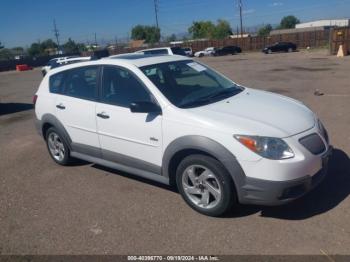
xmin=64 ymin=66 xmax=99 ymax=100
xmin=141 ymin=60 xmax=243 ymax=108
xmin=101 ymin=66 xmax=152 ymax=107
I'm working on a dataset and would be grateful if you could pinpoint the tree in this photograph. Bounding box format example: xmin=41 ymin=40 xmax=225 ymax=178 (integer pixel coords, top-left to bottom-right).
xmin=212 ymin=19 xmax=232 ymax=39
xmin=131 ymin=25 xmax=160 ymax=43
xmin=0 ymin=41 xmax=4 ymax=49
xmin=27 ymin=43 xmax=42 ymax=57
xmin=279 ymin=15 xmax=300 ymax=29
xmin=0 ymin=48 xmax=13 ymax=60
xmin=166 ymin=34 xmax=177 ymax=42
xmin=258 ymin=24 xmax=273 ymax=37
xmin=188 ymin=20 xmax=232 ymax=39
xmin=63 ymin=38 xmax=79 ymax=53
xmin=40 ymin=39 xmax=57 ymax=51
xmin=188 ymin=20 xmax=215 ymax=39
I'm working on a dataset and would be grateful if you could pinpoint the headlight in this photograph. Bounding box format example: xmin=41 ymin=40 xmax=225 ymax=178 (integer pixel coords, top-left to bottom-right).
xmin=234 ymin=135 xmax=294 ymax=160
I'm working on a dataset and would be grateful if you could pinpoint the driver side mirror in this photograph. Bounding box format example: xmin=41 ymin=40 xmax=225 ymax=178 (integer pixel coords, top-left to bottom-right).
xmin=129 ymin=101 xmax=162 ymax=114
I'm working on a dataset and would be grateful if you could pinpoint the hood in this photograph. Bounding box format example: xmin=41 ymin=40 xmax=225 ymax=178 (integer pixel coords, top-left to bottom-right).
xmin=189 ymin=88 xmax=315 ymax=138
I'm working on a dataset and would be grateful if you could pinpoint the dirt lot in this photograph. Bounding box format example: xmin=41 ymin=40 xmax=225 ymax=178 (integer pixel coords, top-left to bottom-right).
xmin=0 ymin=50 xmax=349 ymax=255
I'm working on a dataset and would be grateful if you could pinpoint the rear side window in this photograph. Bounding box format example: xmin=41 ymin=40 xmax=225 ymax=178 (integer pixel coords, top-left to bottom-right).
xmin=171 ymin=47 xmax=186 ymax=55
xmin=49 ymin=72 xmax=65 ymax=94
xmin=64 ymin=66 xmax=99 ymax=100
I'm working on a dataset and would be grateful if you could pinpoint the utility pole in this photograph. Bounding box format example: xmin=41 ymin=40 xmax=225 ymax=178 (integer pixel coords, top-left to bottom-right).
xmin=94 ymin=33 xmax=97 ymax=47
xmin=239 ymin=0 xmax=243 ymax=37
xmin=53 ymin=19 xmax=61 ymax=52
xmin=154 ymin=0 xmax=159 ymax=29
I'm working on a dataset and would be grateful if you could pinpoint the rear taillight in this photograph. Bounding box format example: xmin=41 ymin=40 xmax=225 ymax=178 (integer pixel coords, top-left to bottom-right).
xmin=33 ymin=95 xmax=38 ymax=107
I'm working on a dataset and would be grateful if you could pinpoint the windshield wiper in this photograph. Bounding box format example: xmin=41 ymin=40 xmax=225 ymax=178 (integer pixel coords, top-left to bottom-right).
xmin=202 ymin=88 xmax=241 ymax=100
xmin=180 ymin=87 xmax=242 ymax=108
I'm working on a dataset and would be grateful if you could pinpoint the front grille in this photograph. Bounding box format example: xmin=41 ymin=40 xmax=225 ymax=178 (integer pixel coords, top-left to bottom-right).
xmin=299 ymin=133 xmax=326 ymax=155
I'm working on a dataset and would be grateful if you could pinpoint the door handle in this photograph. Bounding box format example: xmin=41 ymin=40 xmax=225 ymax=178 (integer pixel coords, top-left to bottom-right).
xmin=56 ymin=103 xmax=65 ymax=110
xmin=97 ymin=112 xmax=110 ymax=119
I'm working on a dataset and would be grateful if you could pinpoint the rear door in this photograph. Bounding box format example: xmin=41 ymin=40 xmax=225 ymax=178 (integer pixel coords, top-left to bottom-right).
xmin=95 ymin=65 xmax=163 ymax=170
xmin=54 ymin=66 xmax=101 ymax=155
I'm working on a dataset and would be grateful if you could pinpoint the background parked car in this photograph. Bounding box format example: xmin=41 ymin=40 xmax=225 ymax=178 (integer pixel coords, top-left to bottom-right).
xmin=194 ymin=47 xmax=216 ymax=57
xmin=215 ymin=46 xmax=242 ymax=56
xmin=136 ymin=47 xmax=187 ymax=56
xmin=263 ymin=42 xmax=297 ymax=54
xmin=182 ymin=47 xmax=193 ymax=57
xmin=41 ymin=56 xmax=91 ymax=76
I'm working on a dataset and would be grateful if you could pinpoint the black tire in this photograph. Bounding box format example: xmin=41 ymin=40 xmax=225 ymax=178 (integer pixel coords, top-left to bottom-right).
xmin=176 ymin=154 xmax=236 ymax=217
xmin=45 ymin=127 xmax=72 ymax=165
xmin=199 ymin=53 xmax=204 ymax=57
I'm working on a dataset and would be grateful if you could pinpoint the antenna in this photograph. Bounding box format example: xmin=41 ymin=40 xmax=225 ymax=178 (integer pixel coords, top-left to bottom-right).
xmin=53 ymin=19 xmax=61 ymax=51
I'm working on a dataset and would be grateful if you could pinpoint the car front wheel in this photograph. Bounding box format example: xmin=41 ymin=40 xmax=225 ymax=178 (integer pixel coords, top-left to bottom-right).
xmin=176 ymin=155 xmax=236 ymax=216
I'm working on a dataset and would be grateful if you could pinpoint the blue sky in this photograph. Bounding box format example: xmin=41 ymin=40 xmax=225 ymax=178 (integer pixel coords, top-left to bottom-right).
xmin=1 ymin=0 xmax=350 ymax=47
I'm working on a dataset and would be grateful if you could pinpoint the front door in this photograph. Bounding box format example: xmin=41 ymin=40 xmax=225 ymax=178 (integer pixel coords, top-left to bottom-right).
xmin=96 ymin=65 xmax=162 ymax=172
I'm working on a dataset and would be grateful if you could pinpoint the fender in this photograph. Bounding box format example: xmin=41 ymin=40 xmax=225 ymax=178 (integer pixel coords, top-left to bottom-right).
xmin=161 ymin=135 xmax=246 ymax=190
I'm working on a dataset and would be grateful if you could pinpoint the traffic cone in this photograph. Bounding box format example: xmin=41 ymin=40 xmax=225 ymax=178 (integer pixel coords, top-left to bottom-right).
xmin=337 ymin=45 xmax=347 ymax=57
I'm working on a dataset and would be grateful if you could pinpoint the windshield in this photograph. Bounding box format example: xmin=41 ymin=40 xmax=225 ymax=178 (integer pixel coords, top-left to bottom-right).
xmin=140 ymin=60 xmax=243 ymax=108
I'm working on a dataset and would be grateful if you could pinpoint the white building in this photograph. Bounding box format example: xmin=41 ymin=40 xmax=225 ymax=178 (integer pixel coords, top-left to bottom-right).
xmin=296 ymin=19 xmax=350 ymax=29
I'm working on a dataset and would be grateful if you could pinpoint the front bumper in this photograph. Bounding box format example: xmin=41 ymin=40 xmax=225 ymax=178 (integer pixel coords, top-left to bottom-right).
xmin=238 ymin=146 xmax=332 ymax=205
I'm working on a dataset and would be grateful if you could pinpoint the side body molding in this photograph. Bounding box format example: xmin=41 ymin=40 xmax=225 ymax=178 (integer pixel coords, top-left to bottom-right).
xmin=162 ymin=136 xmax=247 ymax=190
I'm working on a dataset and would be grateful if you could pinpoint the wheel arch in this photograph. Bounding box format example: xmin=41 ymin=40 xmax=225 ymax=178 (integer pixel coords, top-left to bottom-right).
xmin=162 ymin=136 xmax=246 ymax=190
xmin=40 ymin=114 xmax=72 ymax=149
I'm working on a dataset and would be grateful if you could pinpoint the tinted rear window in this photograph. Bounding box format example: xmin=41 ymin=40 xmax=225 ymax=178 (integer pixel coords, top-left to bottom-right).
xmin=171 ymin=47 xmax=186 ymax=55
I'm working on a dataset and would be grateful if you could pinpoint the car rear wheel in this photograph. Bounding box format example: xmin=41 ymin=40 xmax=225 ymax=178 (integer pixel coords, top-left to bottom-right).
xmin=176 ymin=155 xmax=236 ymax=217
xmin=45 ymin=127 xmax=71 ymax=165
xmin=268 ymin=49 xmax=272 ymax=54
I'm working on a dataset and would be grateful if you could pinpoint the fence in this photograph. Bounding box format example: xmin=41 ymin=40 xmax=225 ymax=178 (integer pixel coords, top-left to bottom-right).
xmin=103 ymin=29 xmax=331 ymax=56
xmin=178 ymin=30 xmax=331 ymax=53
xmin=0 ymin=28 xmax=344 ymax=72
xmin=0 ymin=53 xmax=80 ymax=72
xmin=331 ymin=27 xmax=350 ymax=55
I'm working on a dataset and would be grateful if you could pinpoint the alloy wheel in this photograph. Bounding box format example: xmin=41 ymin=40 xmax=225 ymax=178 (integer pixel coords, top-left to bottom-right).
xmin=182 ymin=165 xmax=222 ymax=209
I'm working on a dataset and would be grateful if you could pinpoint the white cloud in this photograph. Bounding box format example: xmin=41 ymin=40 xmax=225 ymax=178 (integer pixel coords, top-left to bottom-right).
xmin=271 ymin=2 xmax=284 ymax=7
xmin=242 ymin=9 xmax=256 ymax=15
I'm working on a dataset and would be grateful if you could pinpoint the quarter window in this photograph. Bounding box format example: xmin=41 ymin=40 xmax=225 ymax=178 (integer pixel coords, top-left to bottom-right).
xmin=101 ymin=66 xmax=152 ymax=107
xmin=64 ymin=66 xmax=99 ymax=100
xmin=49 ymin=72 xmax=65 ymax=94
